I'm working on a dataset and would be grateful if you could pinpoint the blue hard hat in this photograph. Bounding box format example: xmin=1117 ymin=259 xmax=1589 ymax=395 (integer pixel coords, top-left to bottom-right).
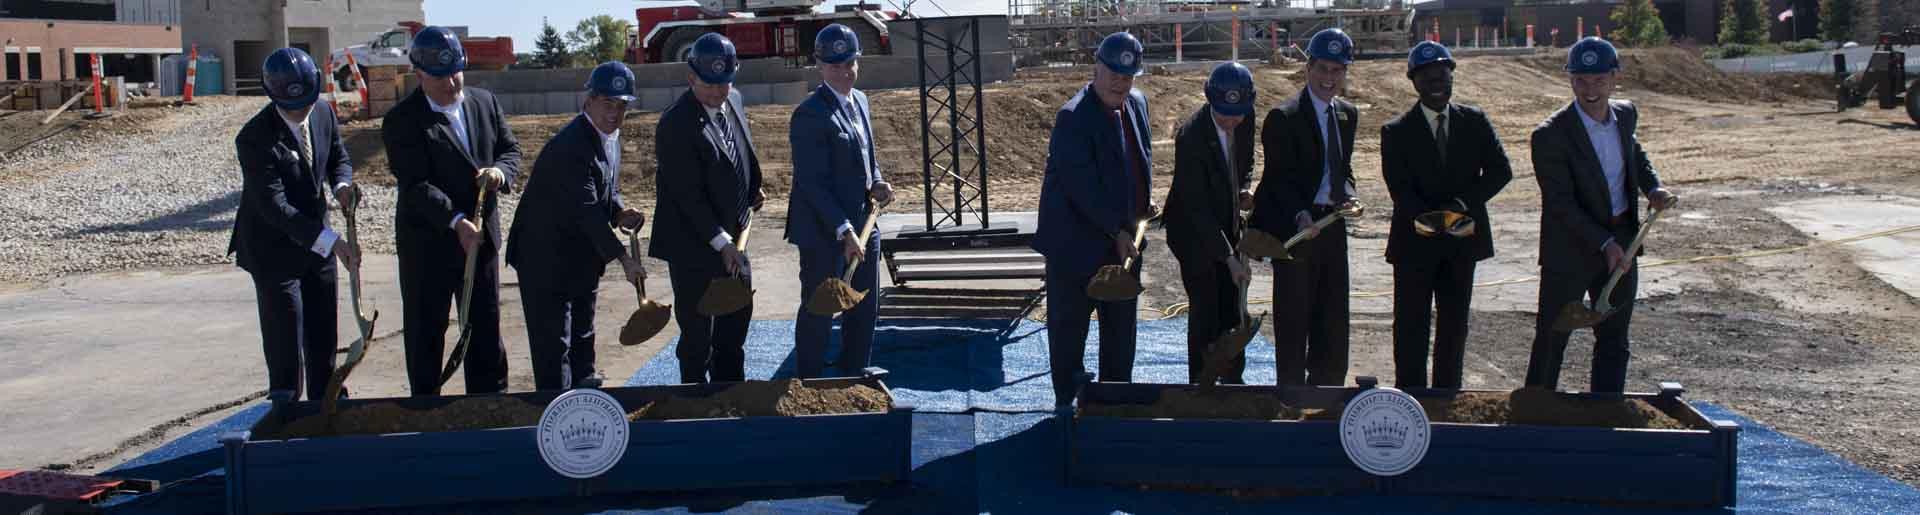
xmin=814 ymin=23 xmax=861 ymax=65
xmin=262 ymin=47 xmax=322 ymax=110
xmin=586 ymin=61 xmax=637 ymax=101
xmin=409 ymin=26 xmax=467 ymax=77
xmin=688 ymin=32 xmax=739 ymax=84
xmin=1407 ymin=41 xmax=1455 ymax=74
xmin=1094 ymin=32 xmax=1144 ymax=76
xmin=1565 ymin=37 xmax=1620 ymax=74
xmin=1307 ymin=28 xmax=1355 ymax=65
xmin=1204 ymin=62 xmax=1256 ymax=117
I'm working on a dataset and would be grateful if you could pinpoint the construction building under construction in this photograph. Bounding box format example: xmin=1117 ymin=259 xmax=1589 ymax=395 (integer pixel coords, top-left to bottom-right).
xmin=1008 ymin=0 xmax=1417 ymax=65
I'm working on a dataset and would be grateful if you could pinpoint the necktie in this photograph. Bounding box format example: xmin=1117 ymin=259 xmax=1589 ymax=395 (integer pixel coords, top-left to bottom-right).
xmin=298 ymin=121 xmax=313 ymax=170
xmin=713 ymin=109 xmax=735 ymax=163
xmin=1434 ymin=111 xmax=1449 ymax=166
xmin=1325 ymin=107 xmax=1349 ymax=204
xmin=847 ymin=100 xmax=873 ymax=188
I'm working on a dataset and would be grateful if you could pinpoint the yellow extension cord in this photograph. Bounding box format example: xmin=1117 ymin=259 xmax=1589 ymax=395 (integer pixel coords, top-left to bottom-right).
xmin=1033 ymin=223 xmax=1920 ymax=322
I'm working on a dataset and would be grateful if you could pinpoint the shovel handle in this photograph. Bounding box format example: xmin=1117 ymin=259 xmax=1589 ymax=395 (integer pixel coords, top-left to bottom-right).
xmin=1120 ymin=218 xmax=1150 ymax=269
xmin=627 ymin=228 xmax=649 ymax=298
xmin=1282 ymin=208 xmax=1350 ymax=250
xmin=1594 ymin=206 xmax=1666 ymax=311
xmin=840 ymin=198 xmax=887 ymax=282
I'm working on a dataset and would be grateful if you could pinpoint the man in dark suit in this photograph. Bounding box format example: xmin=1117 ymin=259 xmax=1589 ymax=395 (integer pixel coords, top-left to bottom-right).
xmin=786 ymin=25 xmax=894 ymax=379
xmin=1247 ymin=28 xmax=1360 ymax=386
xmin=652 ymin=33 xmax=766 ymax=383
xmin=1526 ymin=38 xmax=1679 ymax=394
xmin=382 ymin=26 xmax=522 ymax=396
xmin=232 ymin=47 xmax=360 ymax=401
xmin=1035 ymin=32 xmax=1156 ymax=406
xmin=1166 ymin=62 xmax=1257 ymax=385
xmin=1380 ymin=42 xmax=1513 ymax=390
xmin=506 ymin=62 xmax=648 ymax=391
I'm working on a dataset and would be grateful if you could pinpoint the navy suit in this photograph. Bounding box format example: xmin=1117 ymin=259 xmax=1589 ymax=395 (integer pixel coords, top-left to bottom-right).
xmin=507 ymin=114 xmax=626 ymax=390
xmin=382 ymin=87 xmax=522 ymax=396
xmin=1034 ymin=84 xmax=1152 ymax=405
xmin=1526 ymin=100 xmax=1664 ymax=394
xmin=231 ymin=101 xmax=352 ymax=401
xmin=1249 ymin=88 xmax=1358 ymax=386
xmin=650 ymin=89 xmax=763 ymax=383
xmin=1380 ymin=102 xmax=1512 ymax=389
xmin=786 ymin=85 xmax=886 ymax=379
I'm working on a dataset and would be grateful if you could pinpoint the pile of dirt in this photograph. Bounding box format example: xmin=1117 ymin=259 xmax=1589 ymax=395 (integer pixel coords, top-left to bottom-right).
xmin=1415 ymin=389 xmax=1694 ymax=429
xmin=626 ymin=379 xmax=891 ymax=420
xmin=1512 ymin=47 xmax=1827 ymax=104
xmin=805 ymin=280 xmax=864 ymax=315
xmin=1080 ymin=387 xmax=1696 ymax=429
xmin=267 ymin=396 xmax=546 ymax=439
xmin=1078 ymin=387 xmax=1301 ymax=420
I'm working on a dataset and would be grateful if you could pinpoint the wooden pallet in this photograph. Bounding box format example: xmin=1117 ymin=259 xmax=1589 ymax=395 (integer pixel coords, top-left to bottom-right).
xmin=0 ymin=470 xmax=161 ymax=514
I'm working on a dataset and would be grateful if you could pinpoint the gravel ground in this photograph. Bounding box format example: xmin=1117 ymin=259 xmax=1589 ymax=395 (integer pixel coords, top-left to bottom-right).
xmin=0 ymin=97 xmax=524 ymax=285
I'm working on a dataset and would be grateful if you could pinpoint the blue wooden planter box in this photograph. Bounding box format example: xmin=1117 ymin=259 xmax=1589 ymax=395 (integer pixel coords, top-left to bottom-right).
xmin=220 ymin=370 xmax=911 ymax=514
xmin=1069 ymin=379 xmax=1739 ymax=507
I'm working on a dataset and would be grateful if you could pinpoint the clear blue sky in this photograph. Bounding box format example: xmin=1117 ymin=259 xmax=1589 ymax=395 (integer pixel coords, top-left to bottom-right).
xmin=423 ymin=0 xmax=1006 ymax=53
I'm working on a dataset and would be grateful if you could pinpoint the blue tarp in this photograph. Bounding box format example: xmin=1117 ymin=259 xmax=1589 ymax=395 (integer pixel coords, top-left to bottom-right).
xmin=103 ymin=319 xmax=1920 ymax=513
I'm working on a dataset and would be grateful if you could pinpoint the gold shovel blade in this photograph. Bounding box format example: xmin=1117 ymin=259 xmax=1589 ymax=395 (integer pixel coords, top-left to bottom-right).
xmin=805 ymin=279 xmax=868 ymax=317
xmin=1551 ymin=300 xmax=1613 ymax=332
xmin=620 ymin=301 xmax=673 ymax=346
xmin=697 ymin=278 xmax=754 ymax=317
xmin=1084 ymin=265 xmax=1143 ymax=302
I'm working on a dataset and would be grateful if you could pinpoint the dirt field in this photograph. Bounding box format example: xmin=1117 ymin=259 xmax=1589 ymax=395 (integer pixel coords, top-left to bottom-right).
xmin=5 ymin=48 xmax=1919 ymax=486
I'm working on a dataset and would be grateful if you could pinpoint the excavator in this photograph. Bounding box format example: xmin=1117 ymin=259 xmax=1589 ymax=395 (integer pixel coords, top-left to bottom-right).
xmin=1834 ymin=26 xmax=1920 ymax=126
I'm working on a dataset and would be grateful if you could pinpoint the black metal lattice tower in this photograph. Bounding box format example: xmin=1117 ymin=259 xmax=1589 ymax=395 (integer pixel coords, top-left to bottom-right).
xmin=903 ymin=16 xmax=1016 ymax=240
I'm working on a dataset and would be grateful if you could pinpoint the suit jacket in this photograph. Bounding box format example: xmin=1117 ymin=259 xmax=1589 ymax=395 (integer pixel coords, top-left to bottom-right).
xmin=785 ymin=84 xmax=886 ymax=250
xmin=505 ymin=115 xmax=626 ymax=295
xmin=382 ymin=87 xmax=522 ymax=262
xmin=230 ymin=102 xmax=353 ymax=278
xmin=1164 ymin=105 xmax=1255 ymax=263
xmin=1380 ymin=102 xmax=1513 ymax=264
xmin=1249 ymin=87 xmax=1358 ymax=240
xmin=649 ymin=89 xmax=763 ymax=271
xmin=1530 ymin=100 xmax=1663 ymax=272
xmin=1034 ymin=83 xmax=1152 ymax=279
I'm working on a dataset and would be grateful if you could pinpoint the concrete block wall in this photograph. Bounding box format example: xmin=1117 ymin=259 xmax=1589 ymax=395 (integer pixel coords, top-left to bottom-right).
xmin=178 ymin=0 xmax=423 ymax=93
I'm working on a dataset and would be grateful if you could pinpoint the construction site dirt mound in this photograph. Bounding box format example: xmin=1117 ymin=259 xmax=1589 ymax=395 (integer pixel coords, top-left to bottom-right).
xmin=625 ymin=379 xmax=891 ymax=420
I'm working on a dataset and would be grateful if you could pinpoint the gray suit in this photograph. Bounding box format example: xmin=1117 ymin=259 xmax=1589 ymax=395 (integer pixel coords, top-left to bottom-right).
xmin=1525 ymin=100 xmax=1664 ymax=393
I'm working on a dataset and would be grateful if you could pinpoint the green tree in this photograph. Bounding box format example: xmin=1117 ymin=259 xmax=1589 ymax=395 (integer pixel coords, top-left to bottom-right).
xmin=1609 ymin=0 xmax=1671 ymax=47
xmin=1820 ymin=0 xmax=1859 ymax=42
xmin=565 ymin=15 xmax=633 ymax=66
xmin=532 ymin=18 xmax=571 ymax=69
xmin=1719 ymin=0 xmax=1768 ymax=45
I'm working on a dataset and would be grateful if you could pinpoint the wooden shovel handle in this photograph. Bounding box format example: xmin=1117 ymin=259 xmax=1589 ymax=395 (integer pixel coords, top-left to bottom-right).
xmin=627 ymin=228 xmax=648 ymax=298
xmin=1595 ymin=206 xmax=1666 ymax=311
xmin=1120 ymin=218 xmax=1149 ymax=269
xmin=840 ymin=198 xmax=888 ymax=283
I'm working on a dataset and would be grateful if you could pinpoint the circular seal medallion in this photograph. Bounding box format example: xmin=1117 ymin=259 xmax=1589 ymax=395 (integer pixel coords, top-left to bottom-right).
xmin=287 ymin=83 xmax=304 ymax=97
xmin=1119 ymin=51 xmax=1136 ymax=66
xmin=537 ymin=388 xmax=629 ymax=479
xmin=1224 ymin=89 xmax=1243 ymax=104
xmin=1422 ymin=46 xmax=1438 ymax=58
xmin=611 ymin=76 xmax=628 ymax=91
xmin=1338 ymin=387 xmax=1431 ymax=476
xmin=834 ymin=40 xmax=850 ymax=55
xmin=711 ymin=59 xmax=727 ymax=74
xmin=437 ymin=49 xmax=454 ymax=66
xmin=1582 ymin=51 xmax=1600 ymax=67
xmin=1328 ymin=40 xmax=1346 ymax=55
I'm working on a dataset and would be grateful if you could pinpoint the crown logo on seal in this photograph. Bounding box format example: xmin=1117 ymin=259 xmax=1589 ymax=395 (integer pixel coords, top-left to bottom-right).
xmin=611 ymin=76 xmax=627 ymax=91
xmin=1328 ymin=41 xmax=1345 ymax=54
xmin=1582 ymin=51 xmax=1599 ymax=66
xmin=711 ymin=59 xmax=726 ymax=74
xmin=288 ymin=84 xmax=304 ymax=97
xmin=1363 ymin=420 xmax=1408 ymax=449
xmin=834 ymin=40 xmax=849 ymax=55
xmin=1422 ymin=46 xmax=1437 ymax=58
xmin=1224 ymin=89 xmax=1243 ymax=104
xmin=561 ymin=422 xmax=606 ymax=452
xmin=438 ymin=50 xmax=454 ymax=66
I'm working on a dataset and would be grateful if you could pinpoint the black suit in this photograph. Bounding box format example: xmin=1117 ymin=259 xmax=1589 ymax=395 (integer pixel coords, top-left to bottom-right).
xmin=1248 ymin=88 xmax=1358 ymax=386
xmin=231 ymin=101 xmax=352 ymax=401
xmin=650 ymin=89 xmax=763 ymax=383
xmin=1164 ymin=106 xmax=1254 ymax=384
xmin=506 ymin=115 xmax=625 ymax=390
xmin=382 ymin=87 xmax=522 ymax=396
xmin=1380 ymin=102 xmax=1512 ymax=389
xmin=1526 ymin=100 xmax=1664 ymax=393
